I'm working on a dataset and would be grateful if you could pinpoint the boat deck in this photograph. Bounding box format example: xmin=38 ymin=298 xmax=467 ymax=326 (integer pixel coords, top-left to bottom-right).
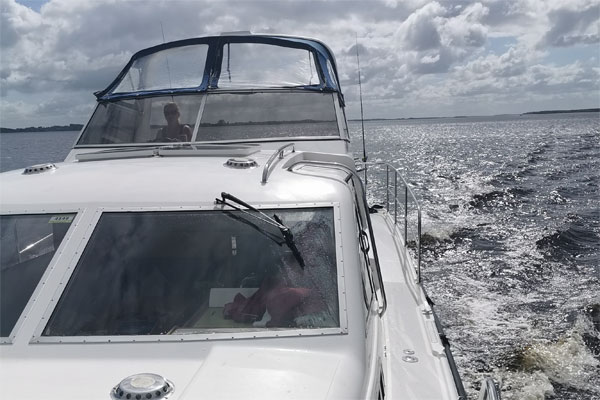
xmin=371 ymin=212 xmax=458 ymax=400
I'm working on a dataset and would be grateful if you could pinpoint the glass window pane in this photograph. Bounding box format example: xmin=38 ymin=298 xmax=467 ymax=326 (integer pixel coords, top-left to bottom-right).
xmin=113 ymin=44 xmax=208 ymax=93
xmin=43 ymin=208 xmax=338 ymax=336
xmin=198 ymin=92 xmax=339 ymax=141
xmin=78 ymin=95 xmax=202 ymax=145
xmin=1 ymin=214 xmax=75 ymax=337
xmin=219 ymin=43 xmax=319 ymax=88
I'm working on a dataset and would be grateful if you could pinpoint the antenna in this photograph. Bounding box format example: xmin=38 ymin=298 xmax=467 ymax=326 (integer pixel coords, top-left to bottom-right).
xmin=356 ymin=34 xmax=367 ymax=164
xmin=160 ymin=22 xmax=173 ymax=89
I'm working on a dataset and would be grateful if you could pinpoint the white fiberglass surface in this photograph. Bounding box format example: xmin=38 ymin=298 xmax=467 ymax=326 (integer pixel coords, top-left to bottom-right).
xmin=77 ymin=92 xmax=339 ymax=145
xmin=219 ymin=43 xmax=319 ymax=88
xmin=0 ymin=213 xmax=75 ymax=337
xmin=42 ymin=208 xmax=339 ymax=337
xmin=113 ymin=44 xmax=208 ymax=93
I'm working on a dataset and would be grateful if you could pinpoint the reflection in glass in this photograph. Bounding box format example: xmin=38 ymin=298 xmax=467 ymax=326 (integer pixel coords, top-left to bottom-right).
xmin=78 ymin=95 xmax=203 ymax=145
xmin=43 ymin=208 xmax=339 ymax=336
xmin=198 ymin=92 xmax=339 ymax=141
xmin=1 ymin=214 xmax=75 ymax=337
xmin=77 ymin=92 xmax=340 ymax=145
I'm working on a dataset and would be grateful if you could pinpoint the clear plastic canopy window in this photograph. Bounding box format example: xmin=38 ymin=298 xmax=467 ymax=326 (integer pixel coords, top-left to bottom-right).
xmin=219 ymin=43 xmax=319 ymax=88
xmin=113 ymin=45 xmax=209 ymax=93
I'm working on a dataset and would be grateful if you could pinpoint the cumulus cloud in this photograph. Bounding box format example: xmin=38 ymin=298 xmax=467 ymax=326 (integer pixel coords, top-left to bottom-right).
xmin=393 ymin=2 xmax=489 ymax=74
xmin=541 ymin=2 xmax=600 ymax=47
xmin=0 ymin=0 xmax=598 ymax=127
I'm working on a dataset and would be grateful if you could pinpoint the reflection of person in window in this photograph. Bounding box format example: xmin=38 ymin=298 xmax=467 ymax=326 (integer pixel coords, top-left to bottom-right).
xmin=156 ymin=102 xmax=192 ymax=142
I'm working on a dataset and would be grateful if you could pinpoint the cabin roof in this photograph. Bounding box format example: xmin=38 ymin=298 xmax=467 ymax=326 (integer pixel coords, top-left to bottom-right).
xmin=0 ymin=150 xmax=354 ymax=210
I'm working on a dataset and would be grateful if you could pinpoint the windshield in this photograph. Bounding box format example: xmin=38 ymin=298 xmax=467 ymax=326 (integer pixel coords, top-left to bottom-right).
xmin=43 ymin=208 xmax=339 ymax=337
xmin=77 ymin=92 xmax=339 ymax=145
xmin=113 ymin=44 xmax=209 ymax=93
xmin=1 ymin=214 xmax=75 ymax=337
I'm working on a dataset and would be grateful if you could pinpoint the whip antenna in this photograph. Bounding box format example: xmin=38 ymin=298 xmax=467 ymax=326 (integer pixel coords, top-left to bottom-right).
xmin=356 ymin=34 xmax=367 ymax=163
xmin=160 ymin=22 xmax=173 ymax=89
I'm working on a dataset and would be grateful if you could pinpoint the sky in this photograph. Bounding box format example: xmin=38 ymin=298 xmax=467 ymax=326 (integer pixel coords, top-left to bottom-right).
xmin=0 ymin=0 xmax=598 ymax=128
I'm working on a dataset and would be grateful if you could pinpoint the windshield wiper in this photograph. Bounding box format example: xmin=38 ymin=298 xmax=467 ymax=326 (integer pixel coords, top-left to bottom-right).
xmin=215 ymin=192 xmax=306 ymax=269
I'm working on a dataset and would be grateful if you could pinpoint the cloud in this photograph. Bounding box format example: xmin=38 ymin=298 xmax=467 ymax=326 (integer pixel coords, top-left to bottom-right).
xmin=0 ymin=0 xmax=42 ymax=48
xmin=0 ymin=0 xmax=598 ymax=127
xmin=541 ymin=2 xmax=600 ymax=47
xmin=392 ymin=2 xmax=489 ymax=74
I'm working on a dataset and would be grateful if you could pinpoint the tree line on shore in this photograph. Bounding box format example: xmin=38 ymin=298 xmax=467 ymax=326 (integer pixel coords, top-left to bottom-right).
xmin=0 ymin=124 xmax=83 ymax=133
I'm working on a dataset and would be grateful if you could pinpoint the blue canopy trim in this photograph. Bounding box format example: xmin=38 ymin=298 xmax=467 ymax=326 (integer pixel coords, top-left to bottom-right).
xmin=95 ymin=35 xmax=344 ymax=102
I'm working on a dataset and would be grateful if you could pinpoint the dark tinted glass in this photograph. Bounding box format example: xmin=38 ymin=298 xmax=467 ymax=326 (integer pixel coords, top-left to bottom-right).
xmin=43 ymin=208 xmax=338 ymax=336
xmin=1 ymin=214 xmax=74 ymax=337
xmin=197 ymin=92 xmax=339 ymax=141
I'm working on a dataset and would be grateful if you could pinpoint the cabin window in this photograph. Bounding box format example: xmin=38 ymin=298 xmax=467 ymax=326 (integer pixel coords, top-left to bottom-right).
xmin=43 ymin=208 xmax=339 ymax=337
xmin=113 ymin=44 xmax=208 ymax=93
xmin=197 ymin=92 xmax=339 ymax=141
xmin=78 ymin=95 xmax=203 ymax=145
xmin=0 ymin=214 xmax=75 ymax=337
xmin=218 ymin=43 xmax=319 ymax=88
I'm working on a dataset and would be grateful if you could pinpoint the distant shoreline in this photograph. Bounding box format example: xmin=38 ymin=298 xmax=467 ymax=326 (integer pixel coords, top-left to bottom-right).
xmin=0 ymin=124 xmax=83 ymax=133
xmin=520 ymin=108 xmax=599 ymax=115
xmin=349 ymin=108 xmax=599 ymax=122
xmin=2 ymin=107 xmax=598 ymax=131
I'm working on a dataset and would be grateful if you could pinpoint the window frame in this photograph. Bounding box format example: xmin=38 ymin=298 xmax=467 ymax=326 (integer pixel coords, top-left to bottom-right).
xmin=0 ymin=209 xmax=82 ymax=344
xmin=31 ymin=203 xmax=348 ymax=344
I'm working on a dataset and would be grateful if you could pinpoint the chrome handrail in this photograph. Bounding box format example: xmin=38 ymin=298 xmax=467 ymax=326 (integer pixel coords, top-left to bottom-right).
xmin=357 ymin=161 xmax=422 ymax=282
xmin=478 ymin=377 xmax=501 ymax=400
xmin=261 ymin=143 xmax=295 ymax=183
xmin=286 ymin=159 xmax=388 ymax=315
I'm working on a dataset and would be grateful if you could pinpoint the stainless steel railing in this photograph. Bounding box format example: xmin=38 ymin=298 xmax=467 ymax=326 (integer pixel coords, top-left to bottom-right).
xmin=356 ymin=161 xmax=422 ymax=282
xmin=262 ymin=143 xmax=295 ymax=184
xmin=478 ymin=377 xmax=501 ymax=400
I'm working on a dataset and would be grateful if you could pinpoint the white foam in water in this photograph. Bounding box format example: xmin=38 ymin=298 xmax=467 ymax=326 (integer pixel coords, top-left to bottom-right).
xmin=352 ymin=116 xmax=600 ymax=400
xmin=497 ymin=315 xmax=600 ymax=398
xmin=499 ymin=370 xmax=554 ymax=400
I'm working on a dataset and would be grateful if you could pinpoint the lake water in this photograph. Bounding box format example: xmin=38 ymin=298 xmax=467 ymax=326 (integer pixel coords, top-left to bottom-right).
xmin=1 ymin=112 xmax=599 ymax=399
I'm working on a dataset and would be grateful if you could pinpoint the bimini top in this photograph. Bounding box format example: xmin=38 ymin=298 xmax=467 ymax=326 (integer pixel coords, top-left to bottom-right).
xmin=95 ymin=33 xmax=343 ymax=101
xmin=75 ymin=33 xmax=349 ymax=148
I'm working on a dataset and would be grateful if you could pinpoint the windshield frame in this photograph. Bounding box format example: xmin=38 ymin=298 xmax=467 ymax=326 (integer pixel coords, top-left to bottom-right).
xmin=0 ymin=209 xmax=82 ymax=344
xmin=74 ymin=89 xmax=347 ymax=148
xmin=31 ymin=203 xmax=348 ymax=344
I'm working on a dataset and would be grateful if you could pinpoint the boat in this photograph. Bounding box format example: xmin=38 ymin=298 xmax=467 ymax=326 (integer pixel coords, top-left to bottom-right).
xmin=0 ymin=33 xmax=500 ymax=399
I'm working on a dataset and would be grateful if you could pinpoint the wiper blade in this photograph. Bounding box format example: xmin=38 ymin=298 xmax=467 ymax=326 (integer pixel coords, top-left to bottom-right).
xmin=221 ymin=211 xmax=284 ymax=247
xmin=215 ymin=192 xmax=306 ymax=269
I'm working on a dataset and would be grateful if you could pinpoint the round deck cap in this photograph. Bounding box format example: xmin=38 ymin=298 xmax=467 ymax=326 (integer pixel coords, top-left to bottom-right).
xmin=111 ymin=373 xmax=174 ymax=399
xmin=225 ymin=158 xmax=258 ymax=169
xmin=22 ymin=163 xmax=56 ymax=175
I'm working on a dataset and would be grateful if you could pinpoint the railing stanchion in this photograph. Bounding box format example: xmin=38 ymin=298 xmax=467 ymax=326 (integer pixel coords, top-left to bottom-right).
xmin=417 ymin=207 xmax=421 ymax=283
xmin=385 ymin=165 xmax=390 ymax=213
xmin=360 ymin=161 xmax=422 ymax=284
xmin=394 ymin=169 xmax=398 ymax=226
xmin=404 ymin=186 xmax=408 ymax=247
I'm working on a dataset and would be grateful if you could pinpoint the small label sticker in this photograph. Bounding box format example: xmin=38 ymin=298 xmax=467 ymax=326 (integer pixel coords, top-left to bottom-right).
xmin=49 ymin=215 xmax=74 ymax=224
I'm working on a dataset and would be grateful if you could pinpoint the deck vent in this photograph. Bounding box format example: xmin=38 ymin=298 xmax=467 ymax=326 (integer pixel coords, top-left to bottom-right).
xmin=111 ymin=373 xmax=174 ymax=400
xmin=225 ymin=158 xmax=258 ymax=169
xmin=22 ymin=163 xmax=56 ymax=175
